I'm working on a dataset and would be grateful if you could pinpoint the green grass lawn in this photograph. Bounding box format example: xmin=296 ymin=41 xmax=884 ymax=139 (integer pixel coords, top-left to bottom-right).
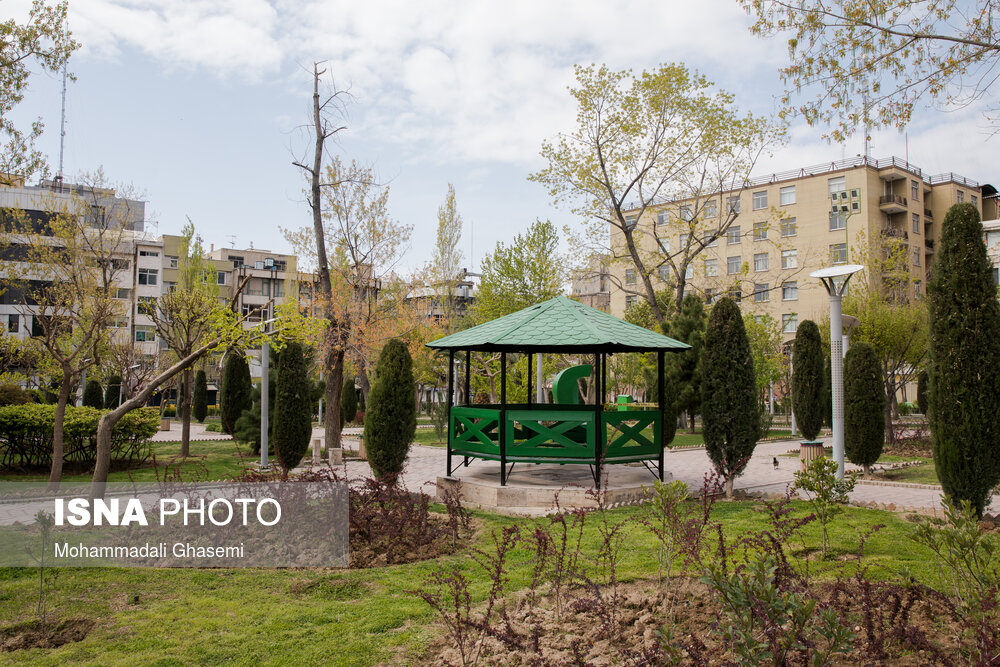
xmin=0 ymin=439 xmax=256 ymax=484
xmin=0 ymin=500 xmax=956 ymax=666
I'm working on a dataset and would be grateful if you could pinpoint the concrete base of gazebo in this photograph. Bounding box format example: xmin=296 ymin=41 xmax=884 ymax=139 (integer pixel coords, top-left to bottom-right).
xmin=436 ymin=462 xmax=671 ymax=517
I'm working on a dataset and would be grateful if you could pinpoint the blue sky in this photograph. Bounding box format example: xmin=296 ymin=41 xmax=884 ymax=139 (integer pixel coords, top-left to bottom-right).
xmin=5 ymin=0 xmax=996 ymax=274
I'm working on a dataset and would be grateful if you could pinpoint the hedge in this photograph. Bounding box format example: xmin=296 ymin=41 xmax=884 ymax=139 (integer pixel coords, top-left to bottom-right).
xmin=0 ymin=404 xmax=159 ymax=469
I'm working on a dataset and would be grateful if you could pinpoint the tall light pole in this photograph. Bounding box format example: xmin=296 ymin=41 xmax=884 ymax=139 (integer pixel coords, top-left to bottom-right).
xmin=810 ymin=264 xmax=863 ymax=480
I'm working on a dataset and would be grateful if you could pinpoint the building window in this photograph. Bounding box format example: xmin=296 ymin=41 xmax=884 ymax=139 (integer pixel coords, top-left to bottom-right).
xmin=624 ymin=214 xmax=637 ymax=229
xmin=137 ymin=268 xmax=158 ymax=286
xmin=625 ymin=269 xmax=636 ymax=285
xmin=972 ymin=195 xmax=979 ymax=207
xmin=115 ymin=288 xmax=130 ymax=300
xmin=753 ymin=221 xmax=768 ymax=241
xmin=625 ymin=295 xmax=637 ymax=309
xmin=728 ymin=287 xmax=742 ymax=302
xmin=782 ymin=313 xmax=798 ymax=333
xmin=703 ymin=231 xmax=717 ymax=247
xmin=167 ymin=256 xmax=179 ymax=268
xmin=657 ymin=265 xmax=670 ymax=282
xmin=914 ymin=280 xmax=922 ymax=297
xmin=230 ymin=255 xmax=245 ymax=268
xmin=217 ymin=271 xmax=227 ymax=285
xmin=912 ymin=213 xmax=921 ymax=234
xmin=704 ymin=200 xmax=717 ymax=218
xmin=993 ymin=268 xmax=999 ymax=286
xmin=138 ymin=250 xmax=159 ymax=257
xmin=829 ymin=211 xmax=847 ymax=231
xmin=727 ymin=225 xmax=741 ymax=244
xmin=753 ymin=283 xmax=769 ymax=302
xmin=704 ymin=288 xmax=716 ymax=304
xmin=727 ymin=256 xmax=741 ymax=275
xmin=781 ymin=249 xmax=797 ymax=269
xmin=164 ymin=281 xmax=176 ymax=293
xmin=828 ymin=176 xmax=846 ymax=195
xmin=830 ymin=243 xmax=848 ymax=264
xmin=705 ymin=258 xmax=718 ymax=277
xmin=134 ymin=327 xmax=155 ymax=343
xmin=781 ymin=218 xmax=797 ymax=237
xmin=726 ymin=196 xmax=741 ymax=214
xmin=137 ymin=296 xmax=156 ymax=315
xmin=7 ymin=314 xmax=17 ymax=333
xmin=685 ymin=265 xmax=693 ymax=279
xmin=680 ymin=233 xmax=689 ymax=248
xmin=957 ymin=190 xmax=965 ymax=203
xmin=752 ymin=191 xmax=768 ymax=210
xmin=782 ymin=281 xmax=798 ymax=300
xmin=913 ymin=247 xmax=921 ymax=266
xmin=911 ymin=180 xmax=920 ymax=201
xmin=754 ymin=252 xmax=769 ymax=272
xmin=679 ymin=205 xmax=694 ymax=221
xmin=780 ymin=185 xmax=796 ymax=206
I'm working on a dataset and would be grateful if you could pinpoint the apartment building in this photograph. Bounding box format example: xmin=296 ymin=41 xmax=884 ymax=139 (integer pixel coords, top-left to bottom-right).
xmin=611 ymin=156 xmax=993 ymax=338
xmin=570 ymin=257 xmax=611 ymax=312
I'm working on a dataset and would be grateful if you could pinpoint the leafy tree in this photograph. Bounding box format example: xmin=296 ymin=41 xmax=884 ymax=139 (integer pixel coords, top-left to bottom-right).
xmin=792 ymin=320 xmax=824 ymax=441
xmin=666 ymin=294 xmax=707 ymax=432
xmin=844 ymin=342 xmax=885 ymax=477
xmin=192 ymin=370 xmax=208 ymax=423
xmin=531 ymin=63 xmax=781 ymax=326
xmin=104 ymin=375 xmax=121 ymax=410
xmin=273 ymin=342 xmax=312 ymax=470
xmin=928 ymin=203 xmax=1000 ymax=517
xmin=742 ymin=0 xmax=1000 ymax=140
xmin=916 ymin=369 xmax=929 ymax=415
xmin=220 ymin=352 xmax=252 ymax=435
xmin=794 ymin=457 xmax=856 ymax=559
xmin=742 ymin=312 xmax=786 ymax=433
xmin=430 ymin=183 xmax=464 ymax=329
xmin=82 ymin=380 xmax=103 ymax=409
xmin=0 ymin=0 xmax=78 ymax=183
xmin=364 ymin=339 xmax=416 ymax=478
xmin=702 ymin=297 xmax=759 ymax=498
xmin=644 ymin=363 xmax=677 ymax=447
xmin=340 ymin=376 xmax=358 ymax=425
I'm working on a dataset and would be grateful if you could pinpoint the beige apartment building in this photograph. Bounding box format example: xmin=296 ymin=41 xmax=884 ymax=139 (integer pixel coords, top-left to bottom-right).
xmin=610 ymin=155 xmax=995 ymax=339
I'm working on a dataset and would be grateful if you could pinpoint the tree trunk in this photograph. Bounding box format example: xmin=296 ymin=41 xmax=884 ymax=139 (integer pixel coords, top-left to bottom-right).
xmin=863 ymin=463 xmax=871 ymax=478
xmin=323 ymin=345 xmax=343 ymax=451
xmin=180 ymin=367 xmax=192 ymax=457
xmin=724 ymin=476 xmax=734 ymax=499
xmin=46 ymin=371 xmax=73 ymax=491
xmin=357 ymin=364 xmax=371 ymax=403
xmin=689 ymin=409 xmax=696 ymax=434
xmin=884 ymin=385 xmax=896 ymax=444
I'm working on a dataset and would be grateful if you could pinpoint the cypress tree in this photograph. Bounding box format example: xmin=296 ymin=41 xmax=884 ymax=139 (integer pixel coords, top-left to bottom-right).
xmin=364 ymin=339 xmax=416 ymax=478
xmin=220 ymin=352 xmax=252 ymax=435
xmin=644 ymin=359 xmax=677 ymax=447
xmin=701 ymin=297 xmax=759 ymax=498
xmin=192 ymin=370 xmax=208 ymax=423
xmin=822 ymin=355 xmax=833 ymax=428
xmin=273 ymin=342 xmax=312 ymax=470
xmin=104 ymin=375 xmax=122 ymax=409
xmin=666 ymin=294 xmax=707 ymax=432
xmin=844 ymin=342 xmax=885 ymax=476
xmin=82 ymin=380 xmax=103 ymax=409
xmin=916 ymin=369 xmax=929 ymax=415
xmin=928 ymin=203 xmax=1000 ymax=517
xmin=792 ymin=320 xmax=824 ymax=441
xmin=341 ymin=376 xmax=358 ymax=425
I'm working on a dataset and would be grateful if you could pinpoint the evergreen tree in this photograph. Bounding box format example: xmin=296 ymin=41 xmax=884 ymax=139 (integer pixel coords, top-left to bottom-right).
xmin=792 ymin=320 xmax=824 ymax=441
xmin=273 ymin=342 xmax=312 ymax=470
xmin=220 ymin=352 xmax=252 ymax=435
xmin=192 ymin=370 xmax=208 ymax=423
xmin=82 ymin=380 xmax=103 ymax=409
xmin=916 ymin=369 xmax=929 ymax=415
xmin=701 ymin=297 xmax=759 ymax=497
xmin=666 ymin=294 xmax=707 ymax=432
xmin=822 ymin=355 xmax=833 ymax=427
xmin=844 ymin=342 xmax=885 ymax=476
xmin=928 ymin=203 xmax=1000 ymax=517
xmin=104 ymin=375 xmax=121 ymax=409
xmin=341 ymin=376 xmax=358 ymax=425
xmin=644 ymin=360 xmax=677 ymax=447
xmin=364 ymin=339 xmax=416 ymax=478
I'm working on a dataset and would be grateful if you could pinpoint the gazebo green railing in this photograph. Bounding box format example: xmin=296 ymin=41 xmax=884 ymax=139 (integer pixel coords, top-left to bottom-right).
xmin=426 ymin=296 xmax=689 ymax=485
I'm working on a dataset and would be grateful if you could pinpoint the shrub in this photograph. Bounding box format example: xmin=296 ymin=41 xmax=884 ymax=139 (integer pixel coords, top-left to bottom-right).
xmin=273 ymin=341 xmax=312 ymax=470
xmin=104 ymin=375 xmax=122 ymax=409
xmin=928 ymin=203 xmax=1000 ymax=517
xmin=0 ymin=384 xmax=33 ymax=406
xmin=844 ymin=342 xmax=885 ymax=476
xmin=916 ymin=369 xmax=928 ymax=414
xmin=340 ymin=376 xmax=358 ymax=426
xmin=364 ymin=339 xmax=416 ymax=478
xmin=792 ymin=320 xmax=824 ymax=441
xmin=192 ymin=370 xmax=208 ymax=423
xmin=82 ymin=380 xmax=103 ymax=409
xmin=162 ymin=405 xmax=176 ymax=418
xmin=205 ymin=422 xmax=221 ymax=433
xmin=793 ymin=456 xmax=856 ymax=559
xmin=220 ymin=352 xmax=252 ymax=435
xmin=701 ymin=297 xmax=759 ymax=498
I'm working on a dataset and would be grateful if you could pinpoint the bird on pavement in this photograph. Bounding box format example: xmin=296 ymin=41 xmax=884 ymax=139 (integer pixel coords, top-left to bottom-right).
xmin=773 ymin=457 xmax=779 ymax=469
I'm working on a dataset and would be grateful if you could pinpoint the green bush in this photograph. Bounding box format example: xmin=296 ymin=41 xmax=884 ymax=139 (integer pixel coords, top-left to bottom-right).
xmin=929 ymin=203 xmax=1000 ymax=517
xmin=205 ymin=422 xmax=221 ymax=433
xmin=702 ymin=297 xmax=759 ymax=497
xmin=844 ymin=342 xmax=885 ymax=476
xmin=273 ymin=342 xmax=311 ymax=470
xmin=364 ymin=339 xmax=416 ymax=478
xmin=163 ymin=405 xmax=176 ymax=418
xmin=192 ymin=370 xmax=208 ymax=423
xmin=220 ymin=353 xmax=252 ymax=435
xmin=341 ymin=376 xmax=358 ymax=426
xmin=104 ymin=375 xmax=122 ymax=409
xmin=898 ymin=402 xmax=917 ymax=416
xmin=916 ymin=370 xmax=929 ymax=414
xmin=82 ymin=380 xmax=103 ymax=409
xmin=792 ymin=320 xmax=824 ymax=441
xmin=0 ymin=384 xmax=33 ymax=406
xmin=0 ymin=404 xmax=158 ymax=468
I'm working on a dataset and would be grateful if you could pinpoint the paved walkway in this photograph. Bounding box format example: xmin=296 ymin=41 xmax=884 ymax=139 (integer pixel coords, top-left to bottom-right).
xmin=151 ymin=421 xmax=233 ymax=443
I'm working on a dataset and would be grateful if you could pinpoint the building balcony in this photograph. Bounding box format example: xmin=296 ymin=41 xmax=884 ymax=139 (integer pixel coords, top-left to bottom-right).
xmin=924 ymin=208 xmax=933 ymax=219
xmin=880 ymin=226 xmax=909 ymax=241
xmin=879 ymin=194 xmax=908 ymax=214
xmin=925 ymin=239 xmax=935 ymax=253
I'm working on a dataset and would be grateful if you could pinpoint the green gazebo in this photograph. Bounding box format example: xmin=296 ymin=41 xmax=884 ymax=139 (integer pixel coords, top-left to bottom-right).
xmin=427 ymin=296 xmax=689 ymax=485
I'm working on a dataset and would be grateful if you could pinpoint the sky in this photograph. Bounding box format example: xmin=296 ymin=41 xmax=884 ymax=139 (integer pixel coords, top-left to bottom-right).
xmin=4 ymin=0 xmax=997 ymax=275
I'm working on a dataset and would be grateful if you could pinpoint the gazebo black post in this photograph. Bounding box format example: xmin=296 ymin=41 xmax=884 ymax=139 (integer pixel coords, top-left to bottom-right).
xmin=527 ymin=352 xmax=533 ymax=405
xmin=446 ymin=349 xmax=455 ymax=476
xmin=464 ymin=351 xmax=471 ymax=406
xmin=657 ymin=350 xmax=665 ymax=482
xmin=499 ymin=351 xmax=508 ymax=485
xmin=593 ymin=352 xmax=602 ymax=487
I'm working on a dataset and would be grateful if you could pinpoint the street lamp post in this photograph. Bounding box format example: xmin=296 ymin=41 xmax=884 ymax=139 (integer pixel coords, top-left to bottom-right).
xmin=810 ymin=264 xmax=864 ymax=480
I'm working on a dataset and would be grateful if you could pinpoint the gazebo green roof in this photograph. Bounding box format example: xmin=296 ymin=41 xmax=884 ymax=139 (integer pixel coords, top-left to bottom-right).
xmin=426 ymin=296 xmax=690 ymax=353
